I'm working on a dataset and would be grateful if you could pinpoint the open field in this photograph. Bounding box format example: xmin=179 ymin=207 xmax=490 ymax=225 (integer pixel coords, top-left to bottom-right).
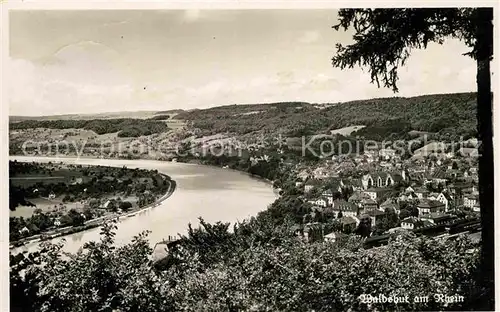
xmin=164 ymin=119 xmax=187 ymax=129
xmin=9 ymin=197 xmax=64 ymax=218
xmin=10 ymin=176 xmax=68 ymax=187
xmin=329 ymin=125 xmax=366 ymax=136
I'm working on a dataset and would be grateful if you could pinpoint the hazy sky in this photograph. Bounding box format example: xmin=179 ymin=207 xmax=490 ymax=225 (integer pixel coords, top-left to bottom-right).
xmin=9 ymin=10 xmax=477 ymax=116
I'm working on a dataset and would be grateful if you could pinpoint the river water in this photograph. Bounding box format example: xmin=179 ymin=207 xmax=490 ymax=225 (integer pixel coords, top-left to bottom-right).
xmin=10 ymin=156 xmax=278 ymax=254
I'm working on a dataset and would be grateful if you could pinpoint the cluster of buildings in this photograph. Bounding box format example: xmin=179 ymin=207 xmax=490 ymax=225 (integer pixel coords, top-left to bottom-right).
xmin=293 ymin=142 xmax=480 ymax=240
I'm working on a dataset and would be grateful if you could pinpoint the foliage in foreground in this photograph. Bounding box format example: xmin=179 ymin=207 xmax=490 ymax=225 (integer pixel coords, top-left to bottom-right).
xmin=10 ymin=220 xmax=483 ymax=312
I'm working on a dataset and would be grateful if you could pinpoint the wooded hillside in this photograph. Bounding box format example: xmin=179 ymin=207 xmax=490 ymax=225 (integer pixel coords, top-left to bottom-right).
xmin=174 ymin=92 xmax=477 ymax=139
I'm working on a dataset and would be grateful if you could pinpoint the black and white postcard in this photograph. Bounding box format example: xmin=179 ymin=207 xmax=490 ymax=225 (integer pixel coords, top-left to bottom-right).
xmin=3 ymin=2 xmax=498 ymax=311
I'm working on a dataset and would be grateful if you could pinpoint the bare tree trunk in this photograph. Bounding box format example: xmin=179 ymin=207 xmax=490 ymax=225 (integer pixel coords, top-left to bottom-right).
xmin=475 ymin=7 xmax=494 ymax=310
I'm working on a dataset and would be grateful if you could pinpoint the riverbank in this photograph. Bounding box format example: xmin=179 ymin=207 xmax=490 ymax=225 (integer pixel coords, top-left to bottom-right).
xmin=9 ymin=173 xmax=177 ymax=249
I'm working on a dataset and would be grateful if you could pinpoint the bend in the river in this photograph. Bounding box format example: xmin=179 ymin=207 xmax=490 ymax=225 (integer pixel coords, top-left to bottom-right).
xmin=10 ymin=156 xmax=278 ymax=254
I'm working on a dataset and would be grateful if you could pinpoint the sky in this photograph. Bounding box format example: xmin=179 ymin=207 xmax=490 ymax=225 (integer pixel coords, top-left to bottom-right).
xmin=8 ymin=9 xmax=477 ymax=116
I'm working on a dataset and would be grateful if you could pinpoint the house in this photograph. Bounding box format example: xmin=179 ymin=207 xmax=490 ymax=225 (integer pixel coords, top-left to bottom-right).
xmin=362 ymin=172 xmax=389 ymax=189
xmin=310 ymin=196 xmax=329 ymax=208
xmin=459 ymin=147 xmax=479 ymax=158
xmin=304 ymin=179 xmax=322 ymax=193
xmin=449 ymin=182 xmax=475 ymax=196
xmin=54 ymin=218 xmax=61 ymax=227
xmin=353 ymin=155 xmax=365 ymax=164
xmin=313 ymin=167 xmax=334 ymax=180
xmin=413 ymin=142 xmax=447 ymax=158
xmin=417 ymin=199 xmax=446 ymax=216
xmin=361 ymin=198 xmax=379 ymax=212
xmin=48 ymin=192 xmax=56 ymax=200
xmin=379 ymin=148 xmax=397 ymax=160
xmin=420 ymin=213 xmax=455 ymax=225
xmin=364 ymin=145 xmax=379 ymax=158
xmin=348 ymin=191 xmax=371 ymax=207
xmin=379 ymin=161 xmax=392 ymax=168
xmin=303 ymin=222 xmax=324 ymax=243
xmin=427 ymin=192 xmax=451 ymax=211
xmin=321 ymin=180 xmax=344 ymax=205
xmin=340 ymin=216 xmax=359 ymax=232
xmin=380 ymin=199 xmax=400 ymax=214
xmin=343 ymin=178 xmax=364 ymax=191
xmin=407 ymin=171 xmax=425 ymax=183
xmin=324 ymin=231 xmax=345 ymax=243
xmin=291 ymin=224 xmax=303 ymax=237
xmin=464 ymin=194 xmax=479 ymax=209
xmin=152 ymin=236 xmax=182 ymax=268
xmin=327 ymin=178 xmax=345 ymax=192
xmin=332 ymin=199 xmax=359 ymax=218
xmin=446 ymin=169 xmax=463 ymax=180
xmin=364 ymin=187 xmax=391 ymax=201
xmin=19 ymin=226 xmax=30 ymax=234
xmin=401 ymin=217 xmax=419 ymax=230
xmin=320 ymin=206 xmax=338 ymax=219
xmin=398 ymin=193 xmax=416 ymax=201
xmin=321 ymin=190 xmax=335 ymax=206
xmin=297 ymin=170 xmax=310 ymax=181
xmin=337 ymin=159 xmax=356 ymax=171
xmin=405 ymin=186 xmax=415 ymax=194
xmin=473 ymin=201 xmax=480 ymax=213
xmin=413 ymin=187 xmax=429 ymax=200
xmin=424 ymin=167 xmax=448 ymax=185
xmin=70 ymin=177 xmax=84 ymax=185
xmin=401 ymin=217 xmax=434 ymax=230
xmin=366 ymin=210 xmax=386 ymax=227
xmin=361 ymin=170 xmax=406 ymax=189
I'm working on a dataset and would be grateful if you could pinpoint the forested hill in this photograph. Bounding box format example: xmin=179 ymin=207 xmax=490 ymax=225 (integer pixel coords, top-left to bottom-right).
xmin=9 ymin=92 xmax=477 ymax=141
xmin=9 ymin=118 xmax=170 ymax=138
xmin=173 ymin=92 xmax=477 ymax=139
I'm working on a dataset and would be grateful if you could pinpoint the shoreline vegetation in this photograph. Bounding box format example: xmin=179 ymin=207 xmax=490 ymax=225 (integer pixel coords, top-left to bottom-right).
xmin=9 ymin=164 xmax=177 ymax=250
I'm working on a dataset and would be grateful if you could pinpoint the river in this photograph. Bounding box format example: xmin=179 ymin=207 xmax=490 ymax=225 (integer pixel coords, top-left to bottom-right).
xmin=10 ymin=156 xmax=278 ymax=254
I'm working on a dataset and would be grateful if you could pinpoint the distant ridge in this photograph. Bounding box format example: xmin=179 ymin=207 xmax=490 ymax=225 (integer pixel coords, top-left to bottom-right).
xmin=10 ymin=110 xmax=162 ymax=122
xmin=10 ymin=92 xmax=474 ymax=121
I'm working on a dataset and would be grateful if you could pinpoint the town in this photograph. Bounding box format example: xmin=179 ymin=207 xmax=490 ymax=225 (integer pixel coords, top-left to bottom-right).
xmin=191 ymin=132 xmax=482 ymax=246
xmin=293 ymin=141 xmax=480 ymax=245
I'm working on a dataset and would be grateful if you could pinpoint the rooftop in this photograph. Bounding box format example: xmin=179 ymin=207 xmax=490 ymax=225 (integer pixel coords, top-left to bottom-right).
xmin=365 ymin=187 xmax=392 ymax=192
xmin=401 ymin=217 xmax=419 ymax=224
xmin=417 ymin=199 xmax=445 ymax=209
xmin=333 ymin=199 xmax=358 ymax=212
xmin=340 ymin=216 xmax=358 ymax=224
xmin=421 ymin=212 xmax=454 ymax=221
xmin=367 ymin=210 xmax=385 ymax=217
